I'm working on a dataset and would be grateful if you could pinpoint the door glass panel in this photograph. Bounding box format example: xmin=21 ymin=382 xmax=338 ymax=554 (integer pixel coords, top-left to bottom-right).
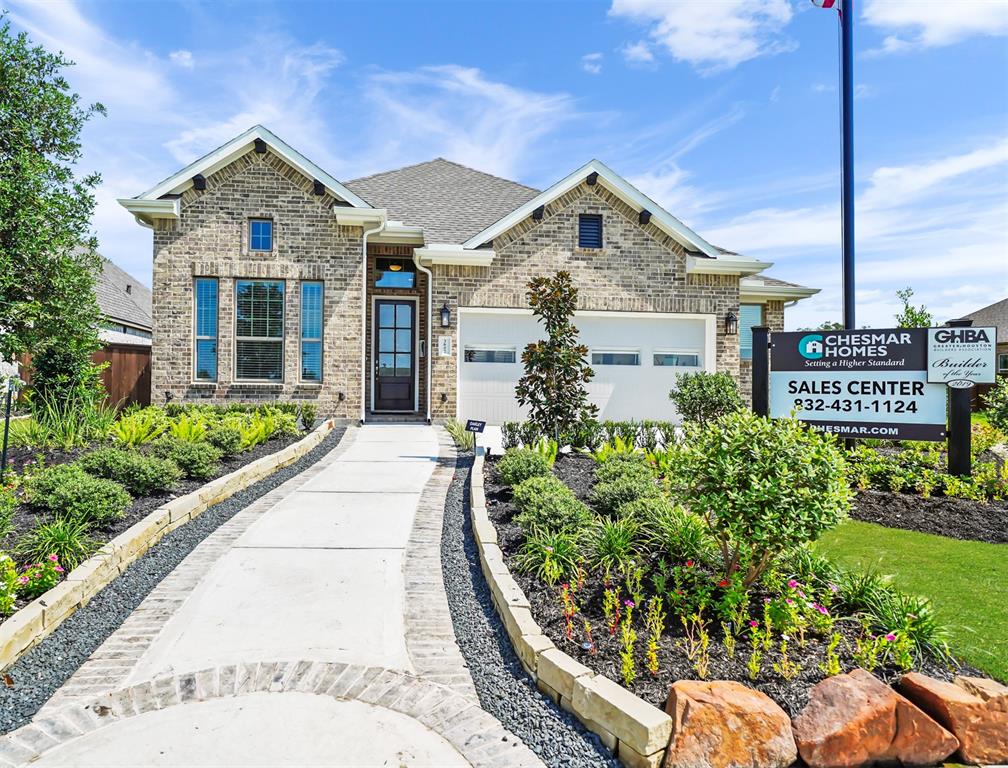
xmin=395 ymin=329 xmax=411 ymax=352
xmin=395 ymin=354 xmax=411 ymax=376
xmin=379 ymin=329 xmax=394 ymax=352
xmin=379 ymin=303 xmax=394 ymax=327
xmin=396 ymin=304 xmax=412 ymax=327
xmin=378 ymin=353 xmax=394 ymax=375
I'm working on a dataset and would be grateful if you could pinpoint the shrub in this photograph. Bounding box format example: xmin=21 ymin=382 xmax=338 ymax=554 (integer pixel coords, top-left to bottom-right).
xmin=16 ymin=555 xmax=63 ymax=600
xmin=629 ymin=497 xmax=711 ymax=563
xmin=1 ymin=554 xmax=17 ymax=616
xmin=590 ymin=474 xmax=661 ymax=516
xmin=111 ymin=408 xmax=167 ymax=447
xmin=585 ymin=517 xmax=641 ymax=576
xmin=515 ymin=271 xmax=598 ymax=442
xmin=865 ymin=589 xmax=948 ymax=663
xmin=445 ymin=419 xmax=475 ymax=451
xmin=497 ymin=448 xmax=552 ymax=486
xmin=532 ymin=438 xmax=558 ymax=467
xmin=669 ymin=410 xmax=852 ymax=586
xmin=25 ymin=463 xmax=132 ymax=525
xmin=149 ymin=437 xmax=222 ymax=480
xmin=513 ymin=477 xmax=591 ymax=535
xmin=16 ymin=517 xmax=97 ymax=570
xmin=668 ymin=371 xmax=743 ymax=427
xmin=594 ymin=454 xmax=654 ymax=485
xmin=501 ymin=422 xmax=521 ymax=450
xmin=516 ymin=530 xmax=581 ymax=585
xmin=206 ymin=425 xmax=243 ymax=457
xmin=0 ymin=484 xmax=16 ymax=539
xmin=78 ymin=447 xmax=181 ymax=496
xmin=982 ymin=378 xmax=1008 ymax=432
xmin=566 ymin=419 xmax=605 ymax=451
xmin=298 ymin=403 xmax=317 ymax=428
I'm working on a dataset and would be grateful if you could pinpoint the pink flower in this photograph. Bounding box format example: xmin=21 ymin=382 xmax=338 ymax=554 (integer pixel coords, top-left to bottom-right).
xmin=749 ymin=620 xmax=759 ymax=628
xmin=47 ymin=554 xmax=58 ymax=562
xmin=54 ymin=566 xmax=64 ymax=573
xmin=787 ymin=579 xmax=799 ymax=589
xmin=884 ymin=633 xmax=897 ymax=642
xmin=813 ymin=603 xmax=829 ymax=616
xmin=17 ymin=576 xmax=28 ymax=585
xmin=785 ymin=598 xmax=794 ymax=606
xmin=797 ymin=589 xmax=806 ymax=599
xmin=624 ymin=600 xmax=635 ymax=608
xmin=828 ymin=583 xmax=839 ymax=594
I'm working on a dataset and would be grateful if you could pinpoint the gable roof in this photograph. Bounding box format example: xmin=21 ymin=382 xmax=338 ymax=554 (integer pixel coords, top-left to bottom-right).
xmin=956 ymin=298 xmax=1008 ymax=340
xmin=96 ymin=258 xmax=152 ymax=331
xmin=346 ymin=159 xmax=539 ymax=245
xmin=121 ymin=125 xmax=372 ymax=212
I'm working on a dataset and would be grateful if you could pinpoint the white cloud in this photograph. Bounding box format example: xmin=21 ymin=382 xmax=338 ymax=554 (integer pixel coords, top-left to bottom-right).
xmin=581 ymin=52 xmax=603 ymax=74
xmin=863 ymin=0 xmax=1008 ymax=53
xmin=620 ymin=41 xmax=655 ymax=64
xmin=769 ymin=85 xmax=781 ymax=103
xmin=169 ymin=49 xmax=194 ymax=69
xmin=610 ymin=0 xmax=795 ymax=72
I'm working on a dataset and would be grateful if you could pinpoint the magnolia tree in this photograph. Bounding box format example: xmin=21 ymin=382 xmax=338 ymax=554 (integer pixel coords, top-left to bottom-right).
xmin=515 ymin=271 xmax=598 ymax=444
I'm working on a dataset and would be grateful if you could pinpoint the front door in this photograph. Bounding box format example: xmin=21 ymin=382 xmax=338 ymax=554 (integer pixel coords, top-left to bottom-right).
xmin=374 ymin=299 xmax=415 ymax=411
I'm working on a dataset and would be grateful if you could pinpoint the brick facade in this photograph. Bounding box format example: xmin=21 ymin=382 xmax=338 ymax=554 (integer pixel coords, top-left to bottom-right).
xmin=150 ymin=151 xmax=769 ymax=422
xmin=428 ymin=182 xmax=742 ymax=420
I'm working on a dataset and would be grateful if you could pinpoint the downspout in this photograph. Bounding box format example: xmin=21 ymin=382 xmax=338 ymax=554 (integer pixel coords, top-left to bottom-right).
xmin=359 ymin=219 xmax=386 ymax=425
xmin=412 ymin=252 xmax=434 ymax=424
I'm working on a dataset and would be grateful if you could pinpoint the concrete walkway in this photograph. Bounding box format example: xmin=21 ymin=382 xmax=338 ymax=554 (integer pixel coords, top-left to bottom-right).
xmin=0 ymin=425 xmax=540 ymax=768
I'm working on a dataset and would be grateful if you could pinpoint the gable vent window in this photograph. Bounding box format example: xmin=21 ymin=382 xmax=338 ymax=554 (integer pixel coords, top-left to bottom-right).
xmin=578 ymin=214 xmax=603 ymax=249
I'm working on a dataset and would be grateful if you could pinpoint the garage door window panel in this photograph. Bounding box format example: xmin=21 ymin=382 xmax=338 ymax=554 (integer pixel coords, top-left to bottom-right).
xmin=592 ymin=350 xmax=640 ymax=366
xmin=653 ymin=351 xmax=701 ymax=367
xmin=465 ymin=346 xmax=517 ymax=363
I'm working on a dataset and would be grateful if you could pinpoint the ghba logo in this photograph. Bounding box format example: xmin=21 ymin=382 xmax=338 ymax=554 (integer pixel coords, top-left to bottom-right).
xmin=798 ymin=334 xmax=824 ymax=360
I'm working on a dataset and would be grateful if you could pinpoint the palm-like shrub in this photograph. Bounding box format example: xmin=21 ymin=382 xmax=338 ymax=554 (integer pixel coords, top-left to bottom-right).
xmin=16 ymin=517 xmax=98 ymax=569
xmin=585 ymin=517 xmax=641 ymax=576
xmin=516 ymin=530 xmax=581 ymax=585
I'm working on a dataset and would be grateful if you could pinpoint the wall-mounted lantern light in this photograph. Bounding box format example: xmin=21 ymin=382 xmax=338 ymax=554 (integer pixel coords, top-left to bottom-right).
xmin=725 ymin=311 xmax=738 ymax=335
xmin=440 ymin=302 xmax=451 ymax=328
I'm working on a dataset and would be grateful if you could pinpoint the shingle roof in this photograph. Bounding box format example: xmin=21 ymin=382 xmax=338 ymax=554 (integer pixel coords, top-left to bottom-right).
xmin=345 ymin=158 xmax=540 ymax=245
xmin=957 ymin=298 xmax=1008 ymax=340
xmin=96 ymin=258 xmax=152 ymax=332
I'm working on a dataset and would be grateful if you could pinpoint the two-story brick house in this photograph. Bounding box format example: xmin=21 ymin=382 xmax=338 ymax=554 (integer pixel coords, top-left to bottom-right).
xmin=120 ymin=125 xmax=817 ymax=424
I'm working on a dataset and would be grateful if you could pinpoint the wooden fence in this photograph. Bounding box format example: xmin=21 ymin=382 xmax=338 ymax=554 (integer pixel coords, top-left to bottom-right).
xmin=18 ymin=343 xmax=151 ymax=408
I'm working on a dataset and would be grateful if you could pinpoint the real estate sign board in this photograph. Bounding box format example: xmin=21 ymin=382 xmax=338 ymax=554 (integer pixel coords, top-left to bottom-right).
xmin=926 ymin=326 xmax=997 ymax=388
xmin=769 ymin=328 xmax=947 ymax=441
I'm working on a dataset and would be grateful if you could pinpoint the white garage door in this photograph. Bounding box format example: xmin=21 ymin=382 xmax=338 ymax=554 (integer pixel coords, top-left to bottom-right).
xmin=458 ymin=310 xmax=716 ymax=424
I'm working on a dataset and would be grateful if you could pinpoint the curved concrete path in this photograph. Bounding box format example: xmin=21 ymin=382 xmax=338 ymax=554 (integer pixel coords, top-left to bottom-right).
xmin=0 ymin=426 xmax=540 ymax=768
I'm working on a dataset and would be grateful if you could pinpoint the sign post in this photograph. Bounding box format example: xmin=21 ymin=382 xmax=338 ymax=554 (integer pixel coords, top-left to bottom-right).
xmin=465 ymin=419 xmax=486 ymax=454
xmin=0 ymin=359 xmax=22 ymax=481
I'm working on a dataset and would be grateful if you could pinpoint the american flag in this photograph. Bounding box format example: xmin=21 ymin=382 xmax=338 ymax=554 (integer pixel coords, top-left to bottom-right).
xmin=810 ymin=0 xmax=840 ymax=8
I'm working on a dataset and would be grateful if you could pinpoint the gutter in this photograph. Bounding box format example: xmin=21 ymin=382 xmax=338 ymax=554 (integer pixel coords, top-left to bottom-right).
xmin=335 ymin=208 xmax=388 ymax=425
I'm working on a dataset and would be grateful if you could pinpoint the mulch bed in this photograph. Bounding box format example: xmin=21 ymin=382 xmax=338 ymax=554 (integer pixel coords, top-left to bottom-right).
xmin=485 ymin=453 xmax=974 ymax=718
xmin=1 ymin=432 xmax=304 ymax=615
xmin=852 ymin=489 xmax=1008 ymax=544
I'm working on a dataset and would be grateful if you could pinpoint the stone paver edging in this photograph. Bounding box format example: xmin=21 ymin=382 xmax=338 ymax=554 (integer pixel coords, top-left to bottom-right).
xmin=0 ymin=660 xmax=541 ymax=768
xmin=0 ymin=419 xmax=337 ymax=675
xmin=470 ymin=451 xmax=673 ymax=768
xmin=403 ymin=428 xmax=478 ymax=698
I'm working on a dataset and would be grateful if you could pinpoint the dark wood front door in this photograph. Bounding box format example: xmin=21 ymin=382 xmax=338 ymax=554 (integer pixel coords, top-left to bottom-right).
xmin=374 ymin=300 xmax=415 ymax=411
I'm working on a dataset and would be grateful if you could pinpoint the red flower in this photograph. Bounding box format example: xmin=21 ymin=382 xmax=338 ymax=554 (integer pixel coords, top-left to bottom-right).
xmin=717 ymin=579 xmax=729 ymax=588
xmin=685 ymin=560 xmax=694 ymax=568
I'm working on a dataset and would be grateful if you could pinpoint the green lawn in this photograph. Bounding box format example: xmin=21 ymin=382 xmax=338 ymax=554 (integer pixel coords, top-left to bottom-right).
xmin=817 ymin=520 xmax=1007 ymax=682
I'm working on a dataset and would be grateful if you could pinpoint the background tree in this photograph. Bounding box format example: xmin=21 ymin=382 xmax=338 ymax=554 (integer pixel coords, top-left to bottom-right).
xmin=515 ymin=271 xmax=598 ymax=443
xmin=0 ymin=16 xmax=106 ymax=403
xmin=895 ymin=287 xmax=933 ymax=329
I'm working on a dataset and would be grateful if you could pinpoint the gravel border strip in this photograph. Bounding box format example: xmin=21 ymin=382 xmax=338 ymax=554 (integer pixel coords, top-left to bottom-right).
xmin=0 ymin=426 xmax=347 ymax=735
xmin=440 ymin=451 xmax=620 ymax=768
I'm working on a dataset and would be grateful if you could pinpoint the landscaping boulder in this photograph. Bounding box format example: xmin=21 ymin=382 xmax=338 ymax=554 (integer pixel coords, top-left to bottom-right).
xmin=662 ymin=680 xmax=796 ymax=768
xmin=899 ymin=672 xmax=1008 ymax=765
xmin=792 ymin=668 xmax=958 ymax=768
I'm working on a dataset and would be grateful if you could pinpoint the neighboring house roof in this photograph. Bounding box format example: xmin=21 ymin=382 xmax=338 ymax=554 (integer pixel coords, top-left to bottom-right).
xmin=96 ymin=258 xmax=152 ymax=332
xmin=739 ymin=275 xmax=819 ymax=302
xmin=345 ymin=159 xmax=539 ymax=245
xmin=955 ymin=298 xmax=1008 ymax=342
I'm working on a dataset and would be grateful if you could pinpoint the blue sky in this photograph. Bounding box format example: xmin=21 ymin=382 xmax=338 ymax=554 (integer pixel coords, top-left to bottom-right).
xmin=7 ymin=0 xmax=1008 ymax=329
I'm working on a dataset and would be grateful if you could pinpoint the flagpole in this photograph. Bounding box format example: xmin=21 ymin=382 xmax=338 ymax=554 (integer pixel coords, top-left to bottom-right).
xmin=840 ymin=0 xmax=855 ymax=329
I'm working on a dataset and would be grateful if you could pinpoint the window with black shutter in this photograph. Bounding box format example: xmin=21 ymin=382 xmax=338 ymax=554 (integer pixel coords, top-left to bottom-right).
xmin=578 ymin=214 xmax=603 ymax=248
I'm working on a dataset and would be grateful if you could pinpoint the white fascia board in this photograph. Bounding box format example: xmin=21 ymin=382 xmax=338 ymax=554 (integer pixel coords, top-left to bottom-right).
xmin=372 ymin=221 xmax=425 ymax=244
xmin=334 ymin=208 xmax=387 ymax=226
xmin=416 ymin=244 xmax=495 ymax=267
xmin=461 ymin=159 xmax=721 ymax=258
xmin=740 ymin=281 xmax=820 ymax=302
xmin=133 ymin=125 xmax=372 ymax=208
xmin=117 ymin=197 xmax=180 ymax=219
xmin=686 ymin=254 xmax=771 ymax=276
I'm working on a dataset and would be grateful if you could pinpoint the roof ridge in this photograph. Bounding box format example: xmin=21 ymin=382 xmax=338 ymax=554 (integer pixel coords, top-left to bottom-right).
xmin=347 ymin=156 xmax=539 ymax=193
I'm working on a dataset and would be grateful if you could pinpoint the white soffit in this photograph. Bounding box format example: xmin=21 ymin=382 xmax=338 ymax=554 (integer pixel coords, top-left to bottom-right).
xmin=415 ymin=244 xmax=495 ymax=267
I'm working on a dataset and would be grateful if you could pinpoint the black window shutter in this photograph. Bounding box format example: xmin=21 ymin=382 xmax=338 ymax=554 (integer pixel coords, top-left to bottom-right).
xmin=578 ymin=214 xmax=603 ymax=248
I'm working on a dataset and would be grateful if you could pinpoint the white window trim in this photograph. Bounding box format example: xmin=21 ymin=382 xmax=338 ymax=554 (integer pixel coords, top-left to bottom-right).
xmin=998 ymin=352 xmax=1008 ymax=373
xmin=192 ymin=277 xmax=218 ymax=384
xmin=234 ymin=278 xmax=286 ymax=383
xmin=463 ymin=344 xmax=517 ymax=364
xmin=300 ymin=281 xmax=324 ymax=385
xmin=652 ymin=348 xmax=703 ymax=368
xmin=591 ymin=348 xmax=641 ymax=366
